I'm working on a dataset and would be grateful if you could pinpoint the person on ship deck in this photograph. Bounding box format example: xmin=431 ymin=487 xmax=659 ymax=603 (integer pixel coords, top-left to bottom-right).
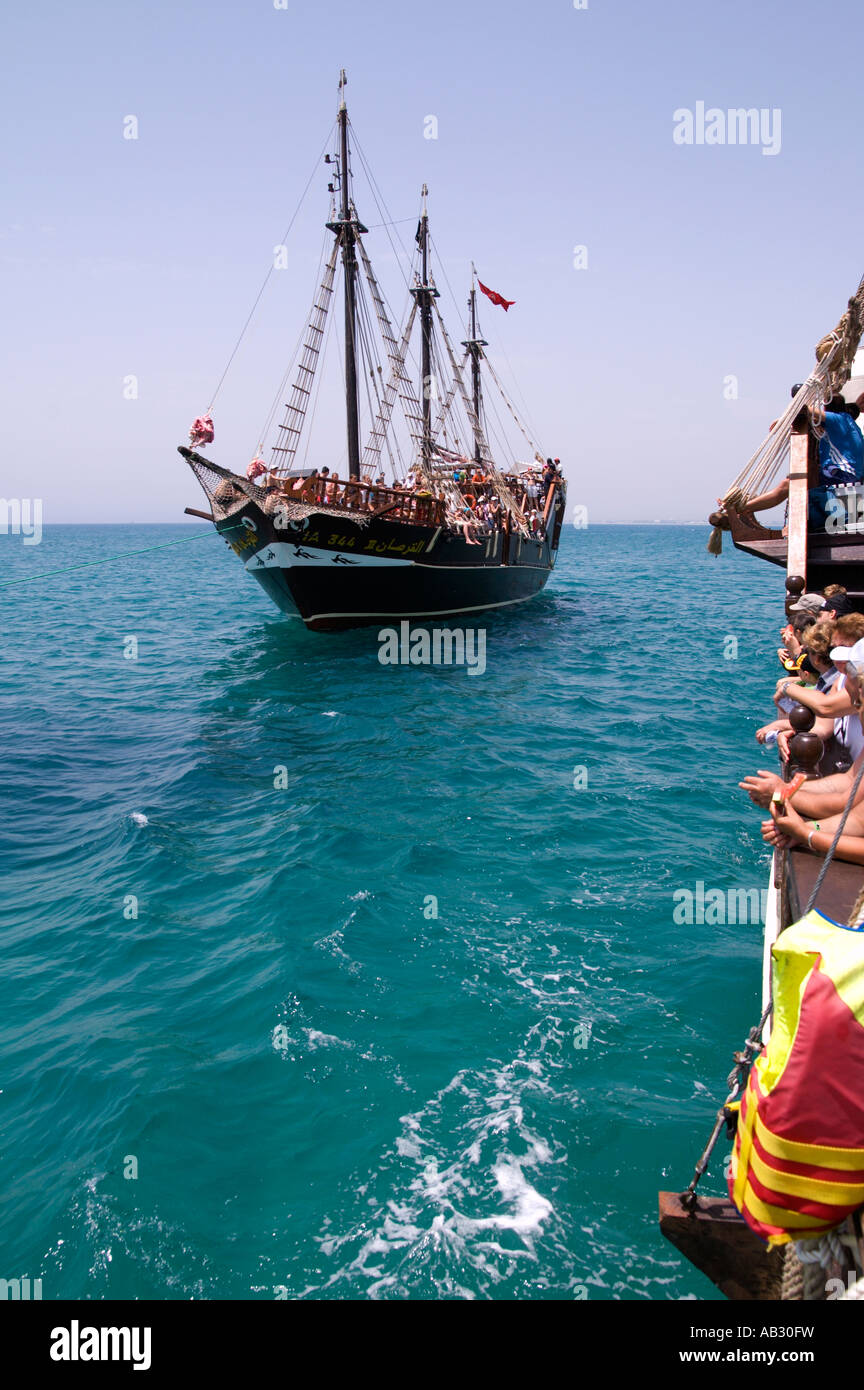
xmin=773 ymin=589 xmax=850 ymax=672
xmin=757 ymin=623 xmax=862 ymax=775
xmin=751 ymin=638 xmax=864 ymax=865
xmin=724 ymin=388 xmax=864 ymax=531
xmin=776 ymin=604 xmax=823 ymax=674
xmin=738 ymin=636 xmax=864 ymax=861
xmin=772 ymin=613 xmax=864 ymax=723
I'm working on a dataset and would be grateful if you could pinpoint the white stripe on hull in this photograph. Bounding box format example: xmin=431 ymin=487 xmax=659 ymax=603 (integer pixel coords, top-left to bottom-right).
xmin=245 ymin=542 xmax=414 ymax=571
xmin=245 ymin=542 xmax=553 ymax=574
xmin=302 ymin=593 xmax=541 ymax=623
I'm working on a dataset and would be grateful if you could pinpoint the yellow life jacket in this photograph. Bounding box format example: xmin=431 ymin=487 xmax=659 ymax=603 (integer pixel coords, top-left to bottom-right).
xmin=729 ymin=909 xmax=864 ymax=1246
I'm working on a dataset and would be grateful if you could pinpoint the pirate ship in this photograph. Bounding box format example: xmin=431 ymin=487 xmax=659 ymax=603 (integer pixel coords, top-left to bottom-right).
xmin=179 ymin=73 xmax=566 ymax=632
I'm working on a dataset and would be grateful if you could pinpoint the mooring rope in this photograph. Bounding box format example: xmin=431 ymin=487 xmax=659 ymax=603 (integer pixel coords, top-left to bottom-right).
xmin=0 ymin=523 xmax=243 ymax=590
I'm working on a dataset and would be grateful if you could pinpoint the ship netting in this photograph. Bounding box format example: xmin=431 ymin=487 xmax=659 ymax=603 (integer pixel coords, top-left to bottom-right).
xmin=183 ymin=449 xmax=372 ymax=527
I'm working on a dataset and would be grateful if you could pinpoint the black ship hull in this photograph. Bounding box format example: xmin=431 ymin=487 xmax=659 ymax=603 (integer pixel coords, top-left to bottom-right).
xmin=217 ymin=495 xmax=562 ymax=632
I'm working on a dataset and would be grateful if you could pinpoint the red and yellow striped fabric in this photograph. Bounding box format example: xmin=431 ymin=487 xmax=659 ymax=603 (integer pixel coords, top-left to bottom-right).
xmin=729 ymin=909 xmax=864 ymax=1246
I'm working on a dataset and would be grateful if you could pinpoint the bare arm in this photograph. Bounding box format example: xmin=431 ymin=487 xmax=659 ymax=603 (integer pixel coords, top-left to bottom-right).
xmin=763 ymin=800 xmax=864 ymax=867
xmin=740 ymin=759 xmax=859 ymax=816
xmin=774 ymin=680 xmax=852 ymax=718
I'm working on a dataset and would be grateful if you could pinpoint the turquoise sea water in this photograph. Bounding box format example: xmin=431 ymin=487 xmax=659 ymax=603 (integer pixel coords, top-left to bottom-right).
xmin=0 ymin=523 xmax=784 ymax=1300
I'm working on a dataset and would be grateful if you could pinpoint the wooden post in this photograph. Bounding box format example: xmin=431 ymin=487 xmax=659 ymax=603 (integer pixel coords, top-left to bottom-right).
xmin=542 ymin=480 xmax=557 ymax=529
xmin=786 ymin=431 xmax=809 ymax=586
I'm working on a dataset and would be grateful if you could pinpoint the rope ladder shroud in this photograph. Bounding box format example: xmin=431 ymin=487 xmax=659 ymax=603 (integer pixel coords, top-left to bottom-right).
xmin=270 ymin=243 xmax=340 ymax=475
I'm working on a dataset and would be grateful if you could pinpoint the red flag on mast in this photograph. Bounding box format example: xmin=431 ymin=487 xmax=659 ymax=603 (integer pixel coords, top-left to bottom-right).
xmin=477 ymin=279 xmax=515 ymax=312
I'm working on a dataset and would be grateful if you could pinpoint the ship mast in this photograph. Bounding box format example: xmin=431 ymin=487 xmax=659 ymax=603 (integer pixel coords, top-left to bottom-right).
xmin=411 ymin=185 xmax=439 ymax=469
xmin=463 ymin=272 xmax=488 ymax=468
xmin=327 ymin=70 xmax=366 ymax=481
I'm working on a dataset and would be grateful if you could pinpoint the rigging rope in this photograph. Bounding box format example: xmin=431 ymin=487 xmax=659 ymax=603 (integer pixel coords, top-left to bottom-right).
xmin=270 ymin=242 xmax=340 ymax=475
xmin=299 ymin=277 xmax=339 ymax=473
xmin=207 ymin=124 xmax=336 ymax=413
xmin=0 ymin=525 xmax=245 ymax=590
xmin=804 ymin=755 xmax=864 ymax=915
xmin=356 ymin=235 xmax=424 ymax=471
xmin=432 ymin=299 xmax=529 ymax=534
xmin=431 ymin=239 xmax=546 ymax=454
xmin=256 ymin=229 xmax=330 ymax=458
xmin=715 ymin=273 xmax=864 ymax=518
xmin=482 ymin=354 xmax=543 ymax=459
xmin=350 ymin=128 xmax=415 ymax=299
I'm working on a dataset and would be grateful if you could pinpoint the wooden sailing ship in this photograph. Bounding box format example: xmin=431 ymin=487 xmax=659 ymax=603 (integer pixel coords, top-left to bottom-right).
xmin=657 ymin=276 xmax=864 ymax=1301
xmin=179 ymin=74 xmax=566 ymax=632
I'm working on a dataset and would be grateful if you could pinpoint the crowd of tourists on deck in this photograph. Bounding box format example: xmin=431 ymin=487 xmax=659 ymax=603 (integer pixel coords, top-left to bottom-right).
xmin=247 ymin=452 xmax=564 ymax=541
xmin=741 ymin=585 xmax=864 ymax=866
xmin=441 ymin=457 xmax=563 ymax=544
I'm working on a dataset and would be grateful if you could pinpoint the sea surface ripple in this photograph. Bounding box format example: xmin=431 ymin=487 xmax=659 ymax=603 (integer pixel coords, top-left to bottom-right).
xmin=0 ymin=523 xmax=782 ymax=1299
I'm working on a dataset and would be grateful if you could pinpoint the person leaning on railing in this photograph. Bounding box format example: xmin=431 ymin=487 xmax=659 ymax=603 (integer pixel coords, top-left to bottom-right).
xmin=772 ymin=614 xmax=864 ymax=722
xmin=413 ymin=484 xmax=433 ymax=525
xmin=742 ymin=639 xmax=864 ymax=864
xmin=757 ymin=624 xmax=851 ymax=774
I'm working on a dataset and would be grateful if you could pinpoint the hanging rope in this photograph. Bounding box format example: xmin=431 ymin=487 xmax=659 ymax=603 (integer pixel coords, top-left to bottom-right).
xmin=804 ymin=756 xmax=864 ymax=916
xmin=680 ymin=1001 xmax=772 ymax=1208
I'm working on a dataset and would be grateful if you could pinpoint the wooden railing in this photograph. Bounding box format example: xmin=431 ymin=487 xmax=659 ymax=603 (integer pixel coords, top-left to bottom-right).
xmin=273 ymin=472 xmax=554 ymax=533
xmin=278 ymin=476 xmax=446 ymax=526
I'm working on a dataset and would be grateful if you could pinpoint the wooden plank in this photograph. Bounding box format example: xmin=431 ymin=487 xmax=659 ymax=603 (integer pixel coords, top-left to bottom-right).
xmin=658 ymin=1192 xmax=784 ymax=1300
xmin=786 ymin=431 xmax=810 ymax=583
xmin=734 ymin=536 xmax=864 ymax=566
xmin=785 ymin=848 xmax=863 ymax=926
xmin=542 ymin=480 xmax=557 ymax=527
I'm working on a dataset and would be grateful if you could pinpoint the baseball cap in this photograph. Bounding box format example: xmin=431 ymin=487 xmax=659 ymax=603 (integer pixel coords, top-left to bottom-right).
xmin=789 ymin=593 xmax=826 ymax=614
xmin=823 ymin=595 xmax=853 ymax=617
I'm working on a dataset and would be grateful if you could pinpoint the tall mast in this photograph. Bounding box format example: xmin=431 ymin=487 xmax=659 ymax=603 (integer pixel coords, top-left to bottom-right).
xmin=462 ymin=269 xmax=487 ymax=468
xmin=411 ymin=185 xmax=439 ymax=469
xmin=327 ymin=70 xmax=365 ymax=480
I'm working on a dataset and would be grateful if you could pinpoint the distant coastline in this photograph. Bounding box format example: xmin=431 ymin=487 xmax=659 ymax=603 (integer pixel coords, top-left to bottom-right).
xmin=20 ymin=519 xmax=710 ymax=528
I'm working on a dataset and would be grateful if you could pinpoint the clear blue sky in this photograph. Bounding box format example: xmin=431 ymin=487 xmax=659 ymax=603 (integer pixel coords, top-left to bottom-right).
xmin=3 ymin=0 xmax=863 ymax=523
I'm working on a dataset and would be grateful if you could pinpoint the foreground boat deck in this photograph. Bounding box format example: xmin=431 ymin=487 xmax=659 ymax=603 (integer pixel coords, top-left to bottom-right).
xmin=785 ymin=847 xmax=863 ymax=925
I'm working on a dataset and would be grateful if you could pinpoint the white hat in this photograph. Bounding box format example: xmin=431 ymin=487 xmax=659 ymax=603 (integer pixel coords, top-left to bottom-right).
xmin=831 ymin=637 xmax=864 ymax=665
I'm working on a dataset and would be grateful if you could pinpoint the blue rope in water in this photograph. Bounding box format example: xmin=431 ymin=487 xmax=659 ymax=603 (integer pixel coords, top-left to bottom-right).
xmin=0 ymin=523 xmax=243 ymax=590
